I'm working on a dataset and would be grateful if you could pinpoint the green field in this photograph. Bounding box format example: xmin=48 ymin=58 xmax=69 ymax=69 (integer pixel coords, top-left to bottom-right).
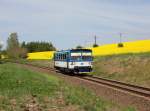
xmin=0 ymin=63 xmax=135 ymax=111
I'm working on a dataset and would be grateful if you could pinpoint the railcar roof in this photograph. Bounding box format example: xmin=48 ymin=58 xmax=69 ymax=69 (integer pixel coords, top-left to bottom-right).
xmin=71 ymin=49 xmax=92 ymax=52
xmin=55 ymin=49 xmax=92 ymax=53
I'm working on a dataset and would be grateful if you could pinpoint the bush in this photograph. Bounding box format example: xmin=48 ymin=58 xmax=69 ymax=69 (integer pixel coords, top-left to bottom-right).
xmin=7 ymin=47 xmax=28 ymax=59
xmin=93 ymin=44 xmax=99 ymax=47
xmin=118 ymin=43 xmax=124 ymax=48
xmin=18 ymin=48 xmax=28 ymax=58
xmin=76 ymin=45 xmax=83 ymax=49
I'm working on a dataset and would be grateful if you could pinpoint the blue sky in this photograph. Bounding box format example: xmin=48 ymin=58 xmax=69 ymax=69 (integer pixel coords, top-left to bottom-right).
xmin=0 ymin=0 xmax=150 ymax=49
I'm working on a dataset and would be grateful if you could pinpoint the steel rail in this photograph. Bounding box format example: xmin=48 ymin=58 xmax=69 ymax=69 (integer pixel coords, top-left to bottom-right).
xmin=80 ymin=76 xmax=150 ymax=98
xmin=90 ymin=76 xmax=150 ymax=91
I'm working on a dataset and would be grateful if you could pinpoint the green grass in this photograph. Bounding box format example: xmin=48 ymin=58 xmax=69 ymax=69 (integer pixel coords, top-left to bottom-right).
xmin=25 ymin=59 xmax=54 ymax=68
xmin=0 ymin=63 xmax=60 ymax=110
xmin=0 ymin=63 xmax=136 ymax=111
xmin=92 ymin=52 xmax=150 ymax=88
xmin=7 ymin=59 xmax=53 ymax=68
xmin=7 ymin=52 xmax=150 ymax=88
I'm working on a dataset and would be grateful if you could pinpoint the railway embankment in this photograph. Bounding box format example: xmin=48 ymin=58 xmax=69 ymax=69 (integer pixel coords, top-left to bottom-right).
xmin=19 ymin=52 xmax=150 ymax=88
xmin=92 ymin=52 xmax=150 ymax=88
xmin=5 ymin=52 xmax=150 ymax=110
xmin=0 ymin=63 xmax=135 ymax=111
xmin=14 ymin=62 xmax=150 ymax=111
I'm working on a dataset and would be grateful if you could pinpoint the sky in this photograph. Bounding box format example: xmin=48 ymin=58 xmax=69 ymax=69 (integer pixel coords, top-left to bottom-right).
xmin=0 ymin=0 xmax=150 ymax=49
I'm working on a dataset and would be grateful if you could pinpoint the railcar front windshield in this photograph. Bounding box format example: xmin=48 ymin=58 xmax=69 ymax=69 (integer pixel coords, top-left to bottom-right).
xmin=71 ymin=52 xmax=82 ymax=61
xmin=71 ymin=56 xmax=82 ymax=61
xmin=71 ymin=51 xmax=92 ymax=61
xmin=82 ymin=52 xmax=92 ymax=61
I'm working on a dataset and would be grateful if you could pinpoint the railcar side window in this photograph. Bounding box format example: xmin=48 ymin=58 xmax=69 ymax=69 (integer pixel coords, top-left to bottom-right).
xmin=59 ymin=54 xmax=60 ymax=60
xmin=60 ymin=54 xmax=62 ymax=60
xmin=57 ymin=54 xmax=59 ymax=60
xmin=58 ymin=54 xmax=60 ymax=60
xmin=55 ymin=53 xmax=67 ymax=61
xmin=64 ymin=54 xmax=66 ymax=60
xmin=63 ymin=54 xmax=65 ymax=60
xmin=55 ymin=54 xmax=57 ymax=60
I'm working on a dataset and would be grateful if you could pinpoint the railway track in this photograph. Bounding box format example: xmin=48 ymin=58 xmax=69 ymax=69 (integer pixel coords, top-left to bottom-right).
xmin=14 ymin=62 xmax=150 ymax=100
xmin=80 ymin=76 xmax=150 ymax=99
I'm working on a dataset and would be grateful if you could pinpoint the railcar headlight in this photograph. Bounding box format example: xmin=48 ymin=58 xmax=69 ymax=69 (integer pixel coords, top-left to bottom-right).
xmin=73 ymin=62 xmax=76 ymax=65
xmin=89 ymin=62 xmax=92 ymax=65
xmin=71 ymin=62 xmax=75 ymax=65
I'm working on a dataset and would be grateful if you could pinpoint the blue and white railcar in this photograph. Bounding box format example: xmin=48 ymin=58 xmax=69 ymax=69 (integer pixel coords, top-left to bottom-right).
xmin=54 ymin=49 xmax=93 ymax=74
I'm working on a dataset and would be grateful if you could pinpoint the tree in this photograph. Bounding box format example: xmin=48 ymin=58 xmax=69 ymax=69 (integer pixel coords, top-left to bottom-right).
xmin=7 ymin=32 xmax=19 ymax=58
xmin=0 ymin=44 xmax=2 ymax=51
xmin=21 ymin=41 xmax=26 ymax=48
xmin=7 ymin=32 xmax=27 ymax=59
xmin=7 ymin=33 xmax=19 ymax=49
xmin=0 ymin=43 xmax=2 ymax=59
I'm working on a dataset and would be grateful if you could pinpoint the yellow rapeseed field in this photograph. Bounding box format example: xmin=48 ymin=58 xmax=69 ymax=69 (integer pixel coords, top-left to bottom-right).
xmin=27 ymin=51 xmax=55 ymax=59
xmin=89 ymin=39 xmax=150 ymax=56
xmin=27 ymin=39 xmax=150 ymax=59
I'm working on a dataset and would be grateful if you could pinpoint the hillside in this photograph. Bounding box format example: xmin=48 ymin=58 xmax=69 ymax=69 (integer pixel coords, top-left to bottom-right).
xmin=27 ymin=39 xmax=150 ymax=59
xmin=92 ymin=52 xmax=150 ymax=88
xmin=22 ymin=50 xmax=150 ymax=88
xmin=90 ymin=39 xmax=150 ymax=56
xmin=0 ymin=63 xmax=135 ymax=111
xmin=21 ymin=52 xmax=150 ymax=88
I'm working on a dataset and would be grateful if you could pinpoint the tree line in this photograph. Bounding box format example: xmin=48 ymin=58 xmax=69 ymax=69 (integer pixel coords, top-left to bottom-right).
xmin=21 ymin=41 xmax=56 ymax=53
xmin=0 ymin=32 xmax=56 ymax=59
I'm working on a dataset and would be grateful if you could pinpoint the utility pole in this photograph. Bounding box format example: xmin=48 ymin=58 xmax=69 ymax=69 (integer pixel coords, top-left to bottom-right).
xmin=118 ymin=33 xmax=124 ymax=48
xmin=119 ymin=33 xmax=122 ymax=43
xmin=94 ymin=35 xmax=97 ymax=45
xmin=93 ymin=35 xmax=99 ymax=47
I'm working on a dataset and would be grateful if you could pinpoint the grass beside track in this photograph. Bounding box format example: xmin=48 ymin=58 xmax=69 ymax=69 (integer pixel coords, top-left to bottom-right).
xmin=12 ymin=59 xmax=53 ymax=68
xmin=0 ymin=63 xmax=135 ymax=111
